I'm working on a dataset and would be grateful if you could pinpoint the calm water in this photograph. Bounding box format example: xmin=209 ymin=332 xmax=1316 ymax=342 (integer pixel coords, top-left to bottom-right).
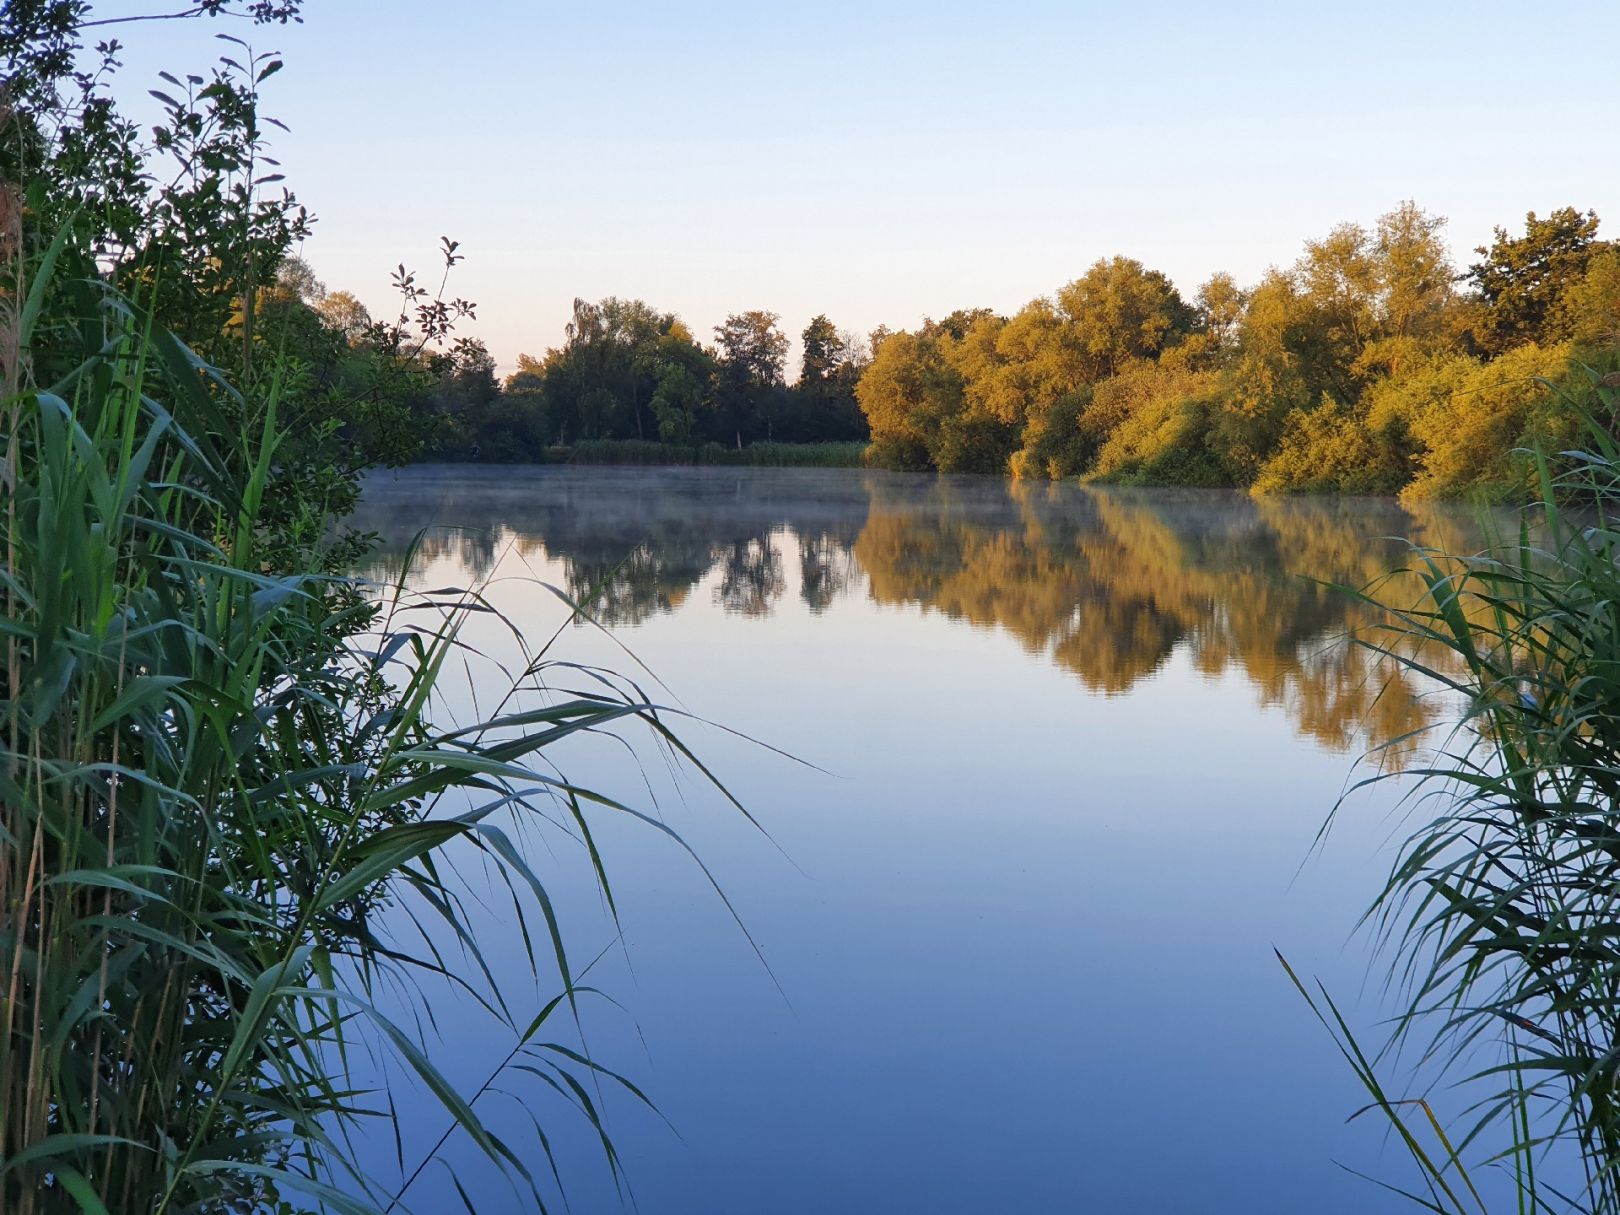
xmin=348 ymin=465 xmax=1491 ymax=1214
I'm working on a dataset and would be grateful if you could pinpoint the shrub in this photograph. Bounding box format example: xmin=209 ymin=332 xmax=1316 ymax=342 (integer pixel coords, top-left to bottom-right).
xmin=1251 ymin=400 xmax=1408 ymax=494
xmin=1380 ymin=342 xmax=1592 ymax=500
xmin=1089 ymin=387 xmax=1229 ymax=486
xmin=863 ymin=433 xmax=932 ymax=471
xmin=1012 ymin=388 xmax=1092 ymax=479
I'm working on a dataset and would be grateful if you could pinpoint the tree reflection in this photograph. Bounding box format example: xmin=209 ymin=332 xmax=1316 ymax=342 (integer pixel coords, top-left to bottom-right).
xmin=799 ymin=529 xmax=858 ymax=613
xmin=353 ymin=467 xmax=1494 ymax=752
xmin=715 ymin=534 xmax=785 ymax=616
xmin=563 ymin=541 xmax=713 ymax=625
xmin=853 ymin=479 xmax=1486 ymax=752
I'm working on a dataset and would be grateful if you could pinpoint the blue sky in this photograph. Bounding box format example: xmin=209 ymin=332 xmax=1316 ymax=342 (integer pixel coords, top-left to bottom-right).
xmin=109 ymin=0 xmax=1620 ymax=369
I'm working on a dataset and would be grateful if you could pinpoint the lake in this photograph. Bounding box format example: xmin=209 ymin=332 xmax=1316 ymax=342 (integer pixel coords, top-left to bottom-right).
xmin=349 ymin=465 xmax=1490 ymax=1214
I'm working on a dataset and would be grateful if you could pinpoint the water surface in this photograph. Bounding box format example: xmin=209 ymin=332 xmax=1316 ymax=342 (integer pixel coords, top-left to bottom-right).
xmin=349 ymin=465 xmax=1487 ymax=1214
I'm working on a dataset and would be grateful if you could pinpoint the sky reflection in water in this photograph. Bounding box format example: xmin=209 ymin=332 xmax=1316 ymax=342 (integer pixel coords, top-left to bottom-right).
xmin=349 ymin=465 xmax=1492 ymax=1215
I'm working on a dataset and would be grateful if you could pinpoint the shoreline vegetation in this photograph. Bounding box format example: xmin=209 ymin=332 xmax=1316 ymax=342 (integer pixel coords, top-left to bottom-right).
xmin=10 ymin=2 xmax=1620 ymax=1213
xmin=352 ymin=203 xmax=1619 ymax=504
xmin=1287 ymin=386 xmax=1620 ymax=1215
xmin=3 ymin=5 xmax=743 ymax=1213
xmin=562 ymin=438 xmax=866 ymax=467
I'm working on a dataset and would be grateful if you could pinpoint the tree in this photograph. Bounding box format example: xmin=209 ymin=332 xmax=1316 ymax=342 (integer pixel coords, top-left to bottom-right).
xmin=1374 ymin=200 xmax=1455 ymax=346
xmin=855 ymin=329 xmax=956 ymax=469
xmin=650 ymin=363 xmax=706 ymax=444
xmin=1209 ymin=203 xmax=1457 ymax=478
xmin=4 ymin=3 xmax=314 ymax=381
xmin=853 ymin=318 xmax=1020 ymax=473
xmin=532 ymin=297 xmax=691 ymax=441
xmin=1558 ymin=248 xmax=1620 ymax=348
xmin=1055 ymin=256 xmax=1197 ymax=381
xmin=276 ymin=256 xmax=325 ymax=302
xmin=2 ymin=0 xmax=475 ymax=512
xmin=782 ymin=315 xmax=869 ymax=442
xmin=798 ymin=313 xmax=842 ymax=387
xmin=714 ymin=310 xmax=788 ymax=445
xmin=648 ymin=327 xmax=717 ymax=445
xmin=955 ymin=300 xmax=1082 ymax=427
xmin=1466 ymin=207 xmax=1608 ymax=354
xmin=1195 ymin=272 xmax=1247 ymax=355
xmin=316 ymin=290 xmax=372 ymax=344
xmin=716 ymin=310 xmax=789 ymax=386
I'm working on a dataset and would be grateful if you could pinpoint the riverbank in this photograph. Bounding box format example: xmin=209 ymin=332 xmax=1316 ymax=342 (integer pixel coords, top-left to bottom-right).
xmin=467 ymin=439 xmax=870 ymax=468
xmin=439 ymin=441 xmax=1534 ymax=505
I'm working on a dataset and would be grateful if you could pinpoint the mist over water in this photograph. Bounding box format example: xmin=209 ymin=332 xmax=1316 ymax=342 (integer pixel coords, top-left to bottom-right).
xmin=351 ymin=465 xmax=1494 ymax=1214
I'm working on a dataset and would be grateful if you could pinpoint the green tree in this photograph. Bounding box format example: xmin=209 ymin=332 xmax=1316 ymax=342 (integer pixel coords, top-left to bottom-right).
xmin=787 ymin=314 xmax=868 ymax=441
xmin=799 ymin=313 xmax=843 ymax=386
xmin=714 ymin=310 xmax=789 ymax=445
xmin=648 ymin=326 xmax=717 ymax=445
xmin=527 ymin=297 xmax=700 ymax=443
xmin=4 ymin=2 xmax=313 ymax=380
xmin=1466 ymin=207 xmax=1609 ymax=354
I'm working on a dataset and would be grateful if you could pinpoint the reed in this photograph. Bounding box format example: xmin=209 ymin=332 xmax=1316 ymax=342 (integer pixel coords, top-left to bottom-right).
xmin=1307 ymin=372 xmax=1620 ymax=1212
xmin=0 ymin=268 xmax=734 ymax=1211
xmin=565 ymin=438 xmax=867 ymax=468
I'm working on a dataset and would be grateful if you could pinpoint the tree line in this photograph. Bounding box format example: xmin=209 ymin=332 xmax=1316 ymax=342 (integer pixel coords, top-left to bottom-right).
xmin=264 ymin=283 xmax=874 ymax=460
xmin=285 ymin=199 xmax=1619 ymax=497
xmin=857 ymin=203 xmax=1620 ymax=499
xmin=252 ymin=204 xmax=1620 ymax=498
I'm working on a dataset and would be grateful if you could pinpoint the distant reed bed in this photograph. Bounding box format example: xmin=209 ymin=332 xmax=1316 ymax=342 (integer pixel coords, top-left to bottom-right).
xmin=565 ymin=438 xmax=867 ymax=468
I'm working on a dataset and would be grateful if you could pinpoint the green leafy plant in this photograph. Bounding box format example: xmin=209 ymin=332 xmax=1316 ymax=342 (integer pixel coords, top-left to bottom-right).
xmin=1300 ymin=370 xmax=1620 ymax=1213
xmin=1 ymin=265 xmax=748 ymax=1213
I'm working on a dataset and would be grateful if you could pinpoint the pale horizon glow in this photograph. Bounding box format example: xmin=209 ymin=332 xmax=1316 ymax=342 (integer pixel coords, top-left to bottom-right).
xmin=105 ymin=0 xmax=1620 ymax=371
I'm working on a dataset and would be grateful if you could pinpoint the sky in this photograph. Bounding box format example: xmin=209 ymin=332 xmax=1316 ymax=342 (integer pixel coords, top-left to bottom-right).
xmin=106 ymin=0 xmax=1620 ymax=371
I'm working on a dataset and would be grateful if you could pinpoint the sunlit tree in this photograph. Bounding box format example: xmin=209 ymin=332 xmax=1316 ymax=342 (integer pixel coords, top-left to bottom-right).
xmin=1467 ymin=207 xmax=1610 ymax=354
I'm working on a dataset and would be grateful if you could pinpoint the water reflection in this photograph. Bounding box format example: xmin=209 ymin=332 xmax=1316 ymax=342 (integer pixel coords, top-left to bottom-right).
xmin=353 ymin=466 xmax=1487 ymax=753
xmin=349 ymin=464 xmax=1519 ymax=1214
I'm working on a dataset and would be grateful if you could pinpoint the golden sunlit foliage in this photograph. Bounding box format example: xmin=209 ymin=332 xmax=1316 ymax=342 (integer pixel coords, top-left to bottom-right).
xmin=1086 ymin=362 xmax=1224 ymax=485
xmin=852 ymin=480 xmax=1465 ymax=753
xmin=857 ymin=202 xmax=1620 ymax=498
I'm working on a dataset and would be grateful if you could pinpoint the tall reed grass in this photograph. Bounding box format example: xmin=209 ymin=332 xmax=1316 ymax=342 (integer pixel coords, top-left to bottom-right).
xmin=1 ymin=271 xmax=737 ymax=1210
xmin=1305 ymin=372 xmax=1620 ymax=1212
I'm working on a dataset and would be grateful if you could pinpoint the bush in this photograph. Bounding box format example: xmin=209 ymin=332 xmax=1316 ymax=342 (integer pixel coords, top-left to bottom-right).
xmin=1089 ymin=388 xmax=1230 ymax=486
xmin=1375 ymin=342 xmax=1598 ymax=500
xmin=1251 ymin=400 xmax=1408 ymax=494
xmin=929 ymin=413 xmax=1021 ymax=473
xmin=1012 ymin=388 xmax=1092 ymax=479
xmin=864 ymin=433 xmax=933 ymax=471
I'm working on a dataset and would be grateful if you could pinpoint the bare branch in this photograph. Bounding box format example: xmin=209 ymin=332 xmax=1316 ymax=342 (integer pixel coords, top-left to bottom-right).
xmin=78 ymin=7 xmax=210 ymax=29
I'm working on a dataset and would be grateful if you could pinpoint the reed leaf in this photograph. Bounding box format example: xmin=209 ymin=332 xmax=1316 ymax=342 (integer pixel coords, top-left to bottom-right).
xmin=1308 ymin=371 xmax=1620 ymax=1213
xmin=1 ymin=266 xmax=741 ymax=1212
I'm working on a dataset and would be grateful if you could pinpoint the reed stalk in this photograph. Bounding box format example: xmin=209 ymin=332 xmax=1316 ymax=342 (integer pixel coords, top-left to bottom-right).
xmin=0 ymin=264 xmax=727 ymax=1213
